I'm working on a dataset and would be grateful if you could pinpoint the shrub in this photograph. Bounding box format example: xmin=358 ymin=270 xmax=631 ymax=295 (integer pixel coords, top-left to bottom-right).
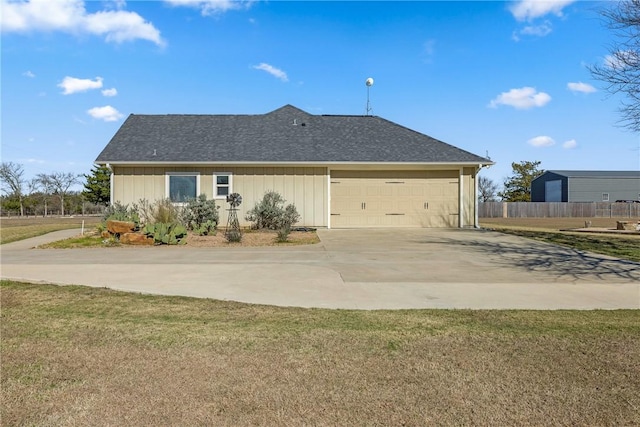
xmin=245 ymin=191 xmax=300 ymax=241
xmin=102 ymin=202 xmax=140 ymax=228
xmin=181 ymin=194 xmax=220 ymax=235
xmin=152 ymin=198 xmax=180 ymax=224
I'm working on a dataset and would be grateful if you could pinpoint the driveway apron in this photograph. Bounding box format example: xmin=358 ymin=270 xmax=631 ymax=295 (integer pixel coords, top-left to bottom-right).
xmin=1 ymin=228 xmax=638 ymax=309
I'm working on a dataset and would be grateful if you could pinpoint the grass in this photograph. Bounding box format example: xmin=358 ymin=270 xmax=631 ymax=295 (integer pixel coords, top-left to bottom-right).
xmin=2 ymin=280 xmax=639 ymax=426
xmin=0 ymin=216 xmax=102 ymax=245
xmin=481 ymin=217 xmax=640 ymax=262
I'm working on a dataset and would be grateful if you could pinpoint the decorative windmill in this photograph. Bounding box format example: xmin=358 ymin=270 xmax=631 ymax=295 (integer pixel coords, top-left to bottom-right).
xmin=225 ymin=193 xmax=243 ymax=242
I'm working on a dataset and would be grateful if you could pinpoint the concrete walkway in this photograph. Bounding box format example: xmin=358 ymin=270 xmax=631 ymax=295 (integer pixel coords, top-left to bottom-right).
xmin=1 ymin=228 xmax=639 ymax=309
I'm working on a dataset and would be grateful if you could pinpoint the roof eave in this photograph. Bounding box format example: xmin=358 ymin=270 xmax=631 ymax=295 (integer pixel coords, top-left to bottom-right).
xmin=96 ymin=160 xmax=494 ymax=167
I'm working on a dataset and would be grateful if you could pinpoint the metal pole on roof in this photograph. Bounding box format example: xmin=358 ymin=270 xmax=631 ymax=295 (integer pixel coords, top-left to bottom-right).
xmin=365 ymin=77 xmax=374 ymax=116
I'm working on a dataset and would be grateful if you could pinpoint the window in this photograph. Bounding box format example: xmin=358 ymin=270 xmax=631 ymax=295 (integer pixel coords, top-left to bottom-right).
xmin=215 ymin=173 xmax=232 ymax=198
xmin=602 ymin=193 xmax=609 ymax=202
xmin=167 ymin=173 xmax=199 ymax=203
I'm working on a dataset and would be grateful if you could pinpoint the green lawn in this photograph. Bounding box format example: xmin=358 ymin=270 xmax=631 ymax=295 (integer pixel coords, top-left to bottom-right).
xmin=2 ymin=280 xmax=639 ymax=426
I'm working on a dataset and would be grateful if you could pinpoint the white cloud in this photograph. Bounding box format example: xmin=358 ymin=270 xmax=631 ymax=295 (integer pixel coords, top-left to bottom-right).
xmin=488 ymin=87 xmax=551 ymax=110
xmin=164 ymin=0 xmax=252 ymax=16
xmin=25 ymin=158 xmax=45 ymax=164
xmin=567 ymin=82 xmax=596 ymax=94
xmin=509 ymin=0 xmax=576 ymax=21
xmin=58 ymin=76 xmax=103 ymax=95
xmin=528 ymin=136 xmax=555 ymax=147
xmin=102 ymin=88 xmax=118 ymax=97
xmin=1 ymin=0 xmax=164 ymax=46
xmin=87 ymin=105 xmax=124 ymax=121
xmin=422 ymin=39 xmax=436 ymax=63
xmin=519 ymin=21 xmax=552 ymax=37
xmin=252 ymin=63 xmax=288 ymax=82
xmin=604 ymin=51 xmax=639 ymax=70
xmin=563 ymin=139 xmax=577 ymax=149
xmin=23 ymin=70 xmax=36 ymax=78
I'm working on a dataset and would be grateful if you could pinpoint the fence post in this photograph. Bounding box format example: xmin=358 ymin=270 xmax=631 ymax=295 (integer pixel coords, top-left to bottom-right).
xmin=502 ymin=202 xmax=508 ymax=218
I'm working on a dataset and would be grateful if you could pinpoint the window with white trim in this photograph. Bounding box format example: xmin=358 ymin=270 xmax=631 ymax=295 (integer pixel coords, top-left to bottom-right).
xmin=167 ymin=172 xmax=199 ymax=203
xmin=214 ymin=173 xmax=232 ymax=198
xmin=602 ymin=193 xmax=609 ymax=202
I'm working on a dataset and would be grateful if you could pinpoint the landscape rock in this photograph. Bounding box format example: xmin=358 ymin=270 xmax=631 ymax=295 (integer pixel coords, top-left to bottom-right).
xmin=616 ymin=221 xmax=638 ymax=231
xmin=107 ymin=220 xmax=136 ymax=234
xmin=120 ymin=232 xmax=154 ymax=245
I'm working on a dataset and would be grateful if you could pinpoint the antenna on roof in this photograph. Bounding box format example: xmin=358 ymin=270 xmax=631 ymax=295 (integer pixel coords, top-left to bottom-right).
xmin=365 ymin=77 xmax=374 ymax=116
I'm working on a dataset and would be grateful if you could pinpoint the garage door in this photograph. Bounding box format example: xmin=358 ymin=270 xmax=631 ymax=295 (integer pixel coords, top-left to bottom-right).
xmin=330 ymin=170 xmax=459 ymax=228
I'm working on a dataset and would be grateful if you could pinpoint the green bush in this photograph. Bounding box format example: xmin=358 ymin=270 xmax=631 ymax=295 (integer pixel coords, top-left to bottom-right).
xmin=181 ymin=194 xmax=219 ymax=235
xmin=102 ymin=202 xmax=140 ymax=229
xmin=245 ymin=191 xmax=300 ymax=241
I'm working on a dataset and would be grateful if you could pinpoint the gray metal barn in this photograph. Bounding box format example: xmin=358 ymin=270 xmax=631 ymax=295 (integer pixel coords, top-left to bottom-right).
xmin=531 ymin=170 xmax=640 ymax=202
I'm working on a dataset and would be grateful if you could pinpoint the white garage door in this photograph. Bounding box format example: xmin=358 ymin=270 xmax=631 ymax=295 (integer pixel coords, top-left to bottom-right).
xmin=330 ymin=170 xmax=459 ymax=228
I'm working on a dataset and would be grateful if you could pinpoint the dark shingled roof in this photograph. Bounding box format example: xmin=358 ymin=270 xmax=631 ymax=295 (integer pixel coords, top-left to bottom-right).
xmin=96 ymin=105 xmax=492 ymax=164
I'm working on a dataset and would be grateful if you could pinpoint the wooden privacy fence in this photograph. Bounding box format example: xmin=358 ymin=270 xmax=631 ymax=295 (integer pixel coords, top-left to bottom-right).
xmin=479 ymin=202 xmax=640 ymax=218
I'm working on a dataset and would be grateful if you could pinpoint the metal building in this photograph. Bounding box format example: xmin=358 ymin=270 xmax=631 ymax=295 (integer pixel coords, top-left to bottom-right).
xmin=531 ymin=170 xmax=640 ymax=202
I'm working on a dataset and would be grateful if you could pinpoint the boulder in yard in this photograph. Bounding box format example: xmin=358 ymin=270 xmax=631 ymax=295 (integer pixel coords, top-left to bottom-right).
xmin=120 ymin=232 xmax=154 ymax=245
xmin=616 ymin=221 xmax=637 ymax=231
xmin=107 ymin=220 xmax=136 ymax=234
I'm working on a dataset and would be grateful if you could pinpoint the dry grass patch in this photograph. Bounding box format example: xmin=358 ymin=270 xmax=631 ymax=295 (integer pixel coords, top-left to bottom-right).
xmin=2 ymin=281 xmax=639 ymax=426
xmin=480 ymin=217 xmax=638 ymax=232
xmin=0 ymin=216 xmax=102 ymax=245
xmin=481 ymin=217 xmax=640 ymax=262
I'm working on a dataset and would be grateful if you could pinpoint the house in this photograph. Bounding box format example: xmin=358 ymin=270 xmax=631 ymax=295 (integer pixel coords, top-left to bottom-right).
xmin=95 ymin=105 xmax=493 ymax=228
xmin=531 ymin=170 xmax=640 ymax=202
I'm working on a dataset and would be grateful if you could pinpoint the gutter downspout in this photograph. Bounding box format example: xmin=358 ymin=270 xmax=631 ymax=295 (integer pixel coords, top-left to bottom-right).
xmin=474 ymin=165 xmax=480 ymax=228
xmin=459 ymin=167 xmax=464 ymax=228
xmin=106 ymin=163 xmax=114 ymax=205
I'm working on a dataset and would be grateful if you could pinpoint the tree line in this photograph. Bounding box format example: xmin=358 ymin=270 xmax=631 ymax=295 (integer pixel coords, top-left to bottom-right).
xmin=0 ymin=163 xmax=110 ymax=217
xmin=1 ymin=159 xmax=543 ymax=215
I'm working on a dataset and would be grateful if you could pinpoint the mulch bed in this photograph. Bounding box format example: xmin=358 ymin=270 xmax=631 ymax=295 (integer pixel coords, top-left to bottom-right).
xmin=185 ymin=230 xmax=320 ymax=247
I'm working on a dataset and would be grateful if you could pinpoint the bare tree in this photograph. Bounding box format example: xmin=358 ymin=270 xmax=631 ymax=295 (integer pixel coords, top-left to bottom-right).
xmin=0 ymin=162 xmax=26 ymax=216
xmin=36 ymin=172 xmax=80 ymax=216
xmin=478 ymin=176 xmax=499 ymax=202
xmin=589 ymin=0 xmax=640 ymax=132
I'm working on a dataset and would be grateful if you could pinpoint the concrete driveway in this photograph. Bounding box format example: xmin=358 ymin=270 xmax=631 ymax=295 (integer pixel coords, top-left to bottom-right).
xmin=1 ymin=228 xmax=639 ymax=309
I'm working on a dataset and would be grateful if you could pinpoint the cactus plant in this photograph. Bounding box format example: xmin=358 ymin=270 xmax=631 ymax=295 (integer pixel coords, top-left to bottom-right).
xmin=143 ymin=222 xmax=187 ymax=245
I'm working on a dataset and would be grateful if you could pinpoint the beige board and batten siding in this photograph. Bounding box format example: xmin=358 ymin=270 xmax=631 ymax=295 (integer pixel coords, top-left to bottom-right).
xmin=330 ymin=170 xmax=462 ymax=228
xmin=111 ymin=166 xmax=328 ymax=228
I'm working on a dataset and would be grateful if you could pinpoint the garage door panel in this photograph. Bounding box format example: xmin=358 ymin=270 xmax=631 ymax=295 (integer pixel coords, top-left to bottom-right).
xmin=331 ymin=171 xmax=459 ymax=228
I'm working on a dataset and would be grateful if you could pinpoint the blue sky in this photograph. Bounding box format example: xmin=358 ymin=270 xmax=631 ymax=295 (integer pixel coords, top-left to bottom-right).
xmin=2 ymin=0 xmax=640 ymax=192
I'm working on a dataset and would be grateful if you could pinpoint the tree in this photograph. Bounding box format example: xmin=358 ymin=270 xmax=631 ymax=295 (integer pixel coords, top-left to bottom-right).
xmin=0 ymin=162 xmax=26 ymax=216
xmin=478 ymin=176 xmax=499 ymax=202
xmin=36 ymin=172 xmax=80 ymax=216
xmin=589 ymin=0 xmax=640 ymax=132
xmin=499 ymin=161 xmax=544 ymax=202
xmin=83 ymin=165 xmax=111 ymax=206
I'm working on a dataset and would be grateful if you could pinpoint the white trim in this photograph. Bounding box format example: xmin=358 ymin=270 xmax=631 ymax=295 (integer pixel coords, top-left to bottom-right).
xmin=213 ymin=172 xmax=233 ymax=200
xmin=165 ymin=172 xmax=200 ymax=203
xmin=458 ymin=168 xmax=464 ymax=228
xmin=327 ymin=168 xmax=332 ymax=229
xmin=474 ymin=166 xmax=480 ymax=228
xmin=107 ymin=163 xmax=114 ymax=205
